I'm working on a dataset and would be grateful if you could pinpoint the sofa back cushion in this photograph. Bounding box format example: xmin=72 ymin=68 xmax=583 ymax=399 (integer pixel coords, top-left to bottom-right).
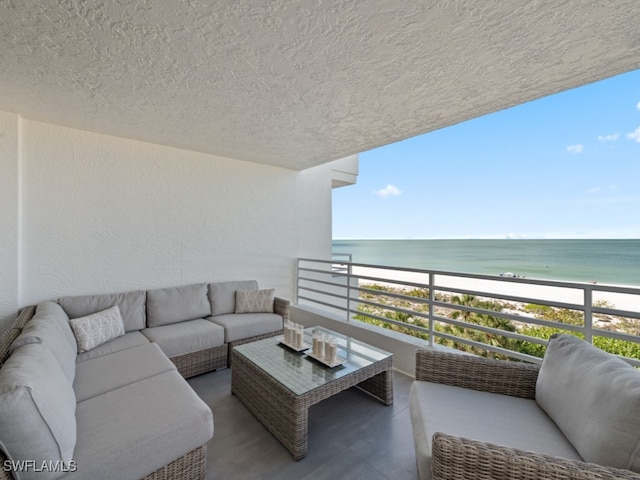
xmin=14 ymin=302 xmax=77 ymax=382
xmin=59 ymin=290 xmax=146 ymax=332
xmin=0 ymin=342 xmax=76 ymax=479
xmin=536 ymin=334 xmax=640 ymax=471
xmin=209 ymin=280 xmax=258 ymax=316
xmin=146 ymin=283 xmax=211 ymax=327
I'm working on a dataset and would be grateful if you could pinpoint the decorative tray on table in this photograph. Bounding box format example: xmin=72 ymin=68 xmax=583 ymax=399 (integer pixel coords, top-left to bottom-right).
xmin=279 ymin=340 xmax=310 ymax=352
xmin=305 ymin=352 xmax=346 ymax=368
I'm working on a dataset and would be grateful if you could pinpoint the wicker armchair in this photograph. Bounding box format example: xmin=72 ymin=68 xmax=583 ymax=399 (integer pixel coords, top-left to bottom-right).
xmin=413 ymin=348 xmax=640 ymax=480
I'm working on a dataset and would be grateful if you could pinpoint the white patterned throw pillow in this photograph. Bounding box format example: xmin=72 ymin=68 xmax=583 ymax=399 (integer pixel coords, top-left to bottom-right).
xmin=235 ymin=289 xmax=275 ymax=314
xmin=69 ymin=305 xmax=125 ymax=353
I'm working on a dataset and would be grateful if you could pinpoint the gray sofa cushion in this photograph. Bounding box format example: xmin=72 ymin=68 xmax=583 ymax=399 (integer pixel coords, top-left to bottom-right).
xmin=59 ymin=290 xmax=146 ymax=332
xmin=76 ymin=331 xmax=150 ymax=362
xmin=209 ymin=280 xmax=258 ymax=316
xmin=536 ymin=334 xmax=640 ymax=471
xmin=74 ymin=343 xmax=176 ymax=402
xmin=14 ymin=302 xmax=77 ymax=382
xmin=208 ymin=312 xmax=283 ymax=343
xmin=0 ymin=342 xmax=76 ymax=479
xmin=409 ymin=380 xmax=581 ymax=480
xmin=70 ymin=370 xmax=213 ymax=480
xmin=141 ymin=319 xmax=225 ymax=358
xmin=146 ymin=283 xmax=211 ymax=327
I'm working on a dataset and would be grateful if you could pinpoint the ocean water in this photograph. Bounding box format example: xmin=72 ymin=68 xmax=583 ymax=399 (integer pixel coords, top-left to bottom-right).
xmin=332 ymin=239 xmax=640 ymax=286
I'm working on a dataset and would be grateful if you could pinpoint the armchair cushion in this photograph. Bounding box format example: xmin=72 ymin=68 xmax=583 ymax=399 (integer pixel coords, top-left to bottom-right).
xmin=409 ymin=380 xmax=580 ymax=480
xmin=536 ymin=334 xmax=640 ymax=471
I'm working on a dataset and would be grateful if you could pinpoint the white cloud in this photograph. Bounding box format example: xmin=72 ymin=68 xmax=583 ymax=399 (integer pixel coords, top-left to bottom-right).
xmin=588 ymin=185 xmax=619 ymax=194
xmin=636 ymin=101 xmax=640 ymax=111
xmin=597 ymin=133 xmax=619 ymax=142
xmin=374 ymin=184 xmax=402 ymax=198
xmin=626 ymin=126 xmax=640 ymax=142
xmin=566 ymin=144 xmax=584 ymax=154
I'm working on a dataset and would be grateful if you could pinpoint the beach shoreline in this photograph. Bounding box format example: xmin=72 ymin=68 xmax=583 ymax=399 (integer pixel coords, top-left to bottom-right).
xmin=352 ymin=266 xmax=640 ymax=312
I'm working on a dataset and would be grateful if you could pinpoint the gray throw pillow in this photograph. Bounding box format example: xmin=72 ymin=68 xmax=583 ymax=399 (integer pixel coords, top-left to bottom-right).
xmin=235 ymin=289 xmax=275 ymax=314
xmin=536 ymin=334 xmax=640 ymax=472
xmin=69 ymin=305 xmax=125 ymax=353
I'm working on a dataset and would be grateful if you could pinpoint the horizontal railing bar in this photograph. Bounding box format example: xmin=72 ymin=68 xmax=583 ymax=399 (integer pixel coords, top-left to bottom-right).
xmin=298 ymin=267 xmax=348 ymax=278
xmin=297 ymin=295 xmax=348 ymax=312
xmin=352 ymin=310 xmax=431 ymax=336
xmin=432 ymin=330 xmax=544 ymax=364
xmin=431 ymin=315 xmax=549 ymax=345
xmin=590 ymin=328 xmax=640 ymax=344
xmin=352 ymin=274 xmax=432 ymax=291
xmin=297 ymin=285 xmax=349 ymax=301
xmin=297 ymin=276 xmax=350 ymax=289
xmin=355 ymin=297 xmax=431 ymax=320
xmin=433 ymin=285 xmax=585 ymax=311
xmin=430 ymin=300 xmax=585 ymax=332
xmin=352 ymin=285 xmax=431 ymax=305
xmin=591 ymin=306 xmax=640 ymax=319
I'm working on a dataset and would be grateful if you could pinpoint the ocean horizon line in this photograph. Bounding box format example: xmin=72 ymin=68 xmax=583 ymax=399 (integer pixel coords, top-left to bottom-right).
xmin=332 ymin=238 xmax=640 ymax=286
xmin=332 ymin=237 xmax=640 ymax=241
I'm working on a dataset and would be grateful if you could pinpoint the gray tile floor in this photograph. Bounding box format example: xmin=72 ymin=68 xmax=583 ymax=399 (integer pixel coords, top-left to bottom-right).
xmin=188 ymin=368 xmax=417 ymax=480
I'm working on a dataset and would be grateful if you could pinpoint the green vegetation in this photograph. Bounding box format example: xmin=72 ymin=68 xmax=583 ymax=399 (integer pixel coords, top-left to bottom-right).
xmin=353 ymin=284 xmax=640 ymax=361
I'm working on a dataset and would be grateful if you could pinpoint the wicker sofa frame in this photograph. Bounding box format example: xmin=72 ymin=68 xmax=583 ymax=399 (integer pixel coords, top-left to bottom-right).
xmin=0 ymin=293 xmax=290 ymax=480
xmin=415 ymin=348 xmax=640 ymax=480
xmin=0 ymin=306 xmax=211 ymax=480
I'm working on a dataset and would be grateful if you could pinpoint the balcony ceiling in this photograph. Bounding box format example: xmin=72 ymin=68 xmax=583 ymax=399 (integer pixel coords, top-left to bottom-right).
xmin=1 ymin=1 xmax=639 ymax=171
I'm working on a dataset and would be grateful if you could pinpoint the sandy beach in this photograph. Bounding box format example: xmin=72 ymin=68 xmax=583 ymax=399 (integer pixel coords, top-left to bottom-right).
xmin=352 ymin=266 xmax=640 ymax=313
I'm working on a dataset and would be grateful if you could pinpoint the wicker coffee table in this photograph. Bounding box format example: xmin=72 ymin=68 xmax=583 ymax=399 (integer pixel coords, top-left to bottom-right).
xmin=230 ymin=327 xmax=393 ymax=460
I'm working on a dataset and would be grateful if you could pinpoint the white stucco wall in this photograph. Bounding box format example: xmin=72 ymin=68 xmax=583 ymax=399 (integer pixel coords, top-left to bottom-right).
xmin=0 ymin=112 xmax=19 ymax=328
xmin=0 ymin=114 xmax=337 ymax=328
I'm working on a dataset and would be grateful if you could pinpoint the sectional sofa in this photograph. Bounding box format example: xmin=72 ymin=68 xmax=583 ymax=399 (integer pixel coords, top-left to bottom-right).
xmin=0 ymin=280 xmax=289 ymax=480
xmin=409 ymin=334 xmax=640 ymax=480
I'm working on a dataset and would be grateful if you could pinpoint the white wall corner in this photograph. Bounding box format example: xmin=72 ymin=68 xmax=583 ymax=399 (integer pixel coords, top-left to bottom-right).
xmin=330 ymin=154 xmax=359 ymax=188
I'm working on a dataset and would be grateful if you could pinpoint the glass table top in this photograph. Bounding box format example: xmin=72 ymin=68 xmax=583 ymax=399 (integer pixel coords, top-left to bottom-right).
xmin=232 ymin=327 xmax=393 ymax=396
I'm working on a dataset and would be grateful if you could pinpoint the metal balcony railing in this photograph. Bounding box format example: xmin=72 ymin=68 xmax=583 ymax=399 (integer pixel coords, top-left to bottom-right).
xmin=296 ymin=258 xmax=640 ymax=366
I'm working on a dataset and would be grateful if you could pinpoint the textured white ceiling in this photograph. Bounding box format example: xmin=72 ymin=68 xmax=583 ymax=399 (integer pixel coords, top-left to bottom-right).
xmin=1 ymin=1 xmax=639 ymax=170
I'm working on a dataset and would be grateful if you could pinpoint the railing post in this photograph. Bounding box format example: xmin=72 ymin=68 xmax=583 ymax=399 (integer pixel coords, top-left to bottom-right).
xmin=346 ymin=262 xmax=352 ymax=322
xmin=429 ymin=272 xmax=435 ymax=347
xmin=584 ymin=286 xmax=593 ymax=344
xmin=295 ymin=258 xmax=300 ymax=305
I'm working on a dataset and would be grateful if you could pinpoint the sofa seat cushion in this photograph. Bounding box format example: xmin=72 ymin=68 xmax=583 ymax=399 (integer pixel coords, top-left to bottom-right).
xmin=208 ymin=313 xmax=283 ymax=343
xmin=76 ymin=331 xmax=150 ymax=362
xmin=59 ymin=290 xmax=147 ymax=332
xmin=536 ymin=334 xmax=640 ymax=471
xmin=409 ymin=381 xmax=581 ymax=480
xmin=141 ymin=319 xmax=225 ymax=358
xmin=146 ymin=283 xmax=211 ymax=327
xmin=69 ymin=370 xmax=213 ymax=480
xmin=209 ymin=280 xmax=258 ymax=316
xmin=14 ymin=302 xmax=77 ymax=382
xmin=0 ymin=342 xmax=76 ymax=479
xmin=74 ymin=343 xmax=177 ymax=402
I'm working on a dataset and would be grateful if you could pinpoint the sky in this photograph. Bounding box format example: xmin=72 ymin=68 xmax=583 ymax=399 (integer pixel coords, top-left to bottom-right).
xmin=332 ymin=69 xmax=640 ymax=240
